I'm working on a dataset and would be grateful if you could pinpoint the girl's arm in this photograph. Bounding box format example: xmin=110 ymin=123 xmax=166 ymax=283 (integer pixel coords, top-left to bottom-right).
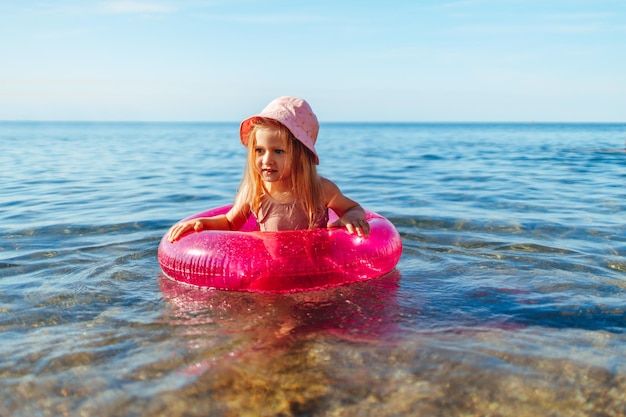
xmin=167 ymin=204 xmax=250 ymax=242
xmin=322 ymin=178 xmax=370 ymax=237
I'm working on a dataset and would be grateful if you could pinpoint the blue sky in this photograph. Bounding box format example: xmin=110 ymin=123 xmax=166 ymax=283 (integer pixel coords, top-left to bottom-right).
xmin=1 ymin=0 xmax=625 ymax=122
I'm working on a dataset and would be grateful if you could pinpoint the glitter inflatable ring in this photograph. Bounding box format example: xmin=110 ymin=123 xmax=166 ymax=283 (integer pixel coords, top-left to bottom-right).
xmin=158 ymin=205 xmax=402 ymax=293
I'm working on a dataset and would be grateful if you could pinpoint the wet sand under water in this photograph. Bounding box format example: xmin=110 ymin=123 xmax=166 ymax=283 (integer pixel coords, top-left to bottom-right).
xmin=5 ymin=273 xmax=625 ymax=417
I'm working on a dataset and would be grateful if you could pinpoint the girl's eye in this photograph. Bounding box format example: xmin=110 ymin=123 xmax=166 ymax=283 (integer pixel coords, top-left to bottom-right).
xmin=255 ymin=148 xmax=264 ymax=154
xmin=275 ymin=149 xmax=284 ymax=154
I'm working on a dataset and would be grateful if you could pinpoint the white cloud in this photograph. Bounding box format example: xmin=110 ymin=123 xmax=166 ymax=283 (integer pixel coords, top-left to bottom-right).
xmin=438 ymin=0 xmax=487 ymax=9
xmin=98 ymin=1 xmax=177 ymax=14
xmin=452 ymin=22 xmax=608 ymax=35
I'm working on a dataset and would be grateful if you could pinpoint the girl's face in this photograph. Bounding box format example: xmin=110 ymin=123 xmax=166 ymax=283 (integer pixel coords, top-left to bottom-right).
xmin=254 ymin=127 xmax=291 ymax=184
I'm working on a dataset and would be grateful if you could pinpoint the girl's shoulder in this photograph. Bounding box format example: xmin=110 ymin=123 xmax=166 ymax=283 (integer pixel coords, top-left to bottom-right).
xmin=320 ymin=177 xmax=342 ymax=201
xmin=319 ymin=176 xmax=335 ymax=186
xmin=319 ymin=175 xmax=335 ymax=190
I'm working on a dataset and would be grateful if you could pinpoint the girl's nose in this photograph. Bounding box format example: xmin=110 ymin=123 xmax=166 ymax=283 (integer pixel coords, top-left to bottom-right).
xmin=262 ymin=152 xmax=272 ymax=164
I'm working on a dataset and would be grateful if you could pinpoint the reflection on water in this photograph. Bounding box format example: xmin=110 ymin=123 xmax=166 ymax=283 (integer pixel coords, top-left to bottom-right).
xmin=159 ymin=270 xmax=402 ymax=363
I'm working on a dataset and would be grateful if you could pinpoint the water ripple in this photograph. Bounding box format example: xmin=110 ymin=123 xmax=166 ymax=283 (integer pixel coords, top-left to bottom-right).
xmin=2 ymin=122 xmax=626 ymax=416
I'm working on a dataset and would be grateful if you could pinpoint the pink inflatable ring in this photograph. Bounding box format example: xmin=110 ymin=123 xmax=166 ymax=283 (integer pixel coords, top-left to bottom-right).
xmin=158 ymin=205 xmax=402 ymax=293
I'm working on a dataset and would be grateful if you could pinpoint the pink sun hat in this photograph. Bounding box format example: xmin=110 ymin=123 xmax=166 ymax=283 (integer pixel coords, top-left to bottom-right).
xmin=240 ymin=96 xmax=320 ymax=164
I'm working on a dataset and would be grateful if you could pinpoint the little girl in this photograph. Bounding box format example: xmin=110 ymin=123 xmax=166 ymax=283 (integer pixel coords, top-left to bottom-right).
xmin=167 ymin=96 xmax=370 ymax=242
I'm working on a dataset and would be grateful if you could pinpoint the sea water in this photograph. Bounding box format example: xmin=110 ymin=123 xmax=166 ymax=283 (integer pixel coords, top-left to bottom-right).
xmin=1 ymin=122 xmax=625 ymax=416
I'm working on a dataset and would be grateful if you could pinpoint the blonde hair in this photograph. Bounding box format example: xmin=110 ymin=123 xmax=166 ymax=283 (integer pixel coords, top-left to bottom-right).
xmin=234 ymin=118 xmax=324 ymax=229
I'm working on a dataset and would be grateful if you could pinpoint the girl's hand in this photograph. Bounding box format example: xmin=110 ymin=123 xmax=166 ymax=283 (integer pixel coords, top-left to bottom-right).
xmin=167 ymin=219 xmax=204 ymax=242
xmin=329 ymin=209 xmax=370 ymax=237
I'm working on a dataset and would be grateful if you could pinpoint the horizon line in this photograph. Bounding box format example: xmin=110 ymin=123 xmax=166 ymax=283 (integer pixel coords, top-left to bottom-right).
xmin=1 ymin=120 xmax=625 ymax=124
